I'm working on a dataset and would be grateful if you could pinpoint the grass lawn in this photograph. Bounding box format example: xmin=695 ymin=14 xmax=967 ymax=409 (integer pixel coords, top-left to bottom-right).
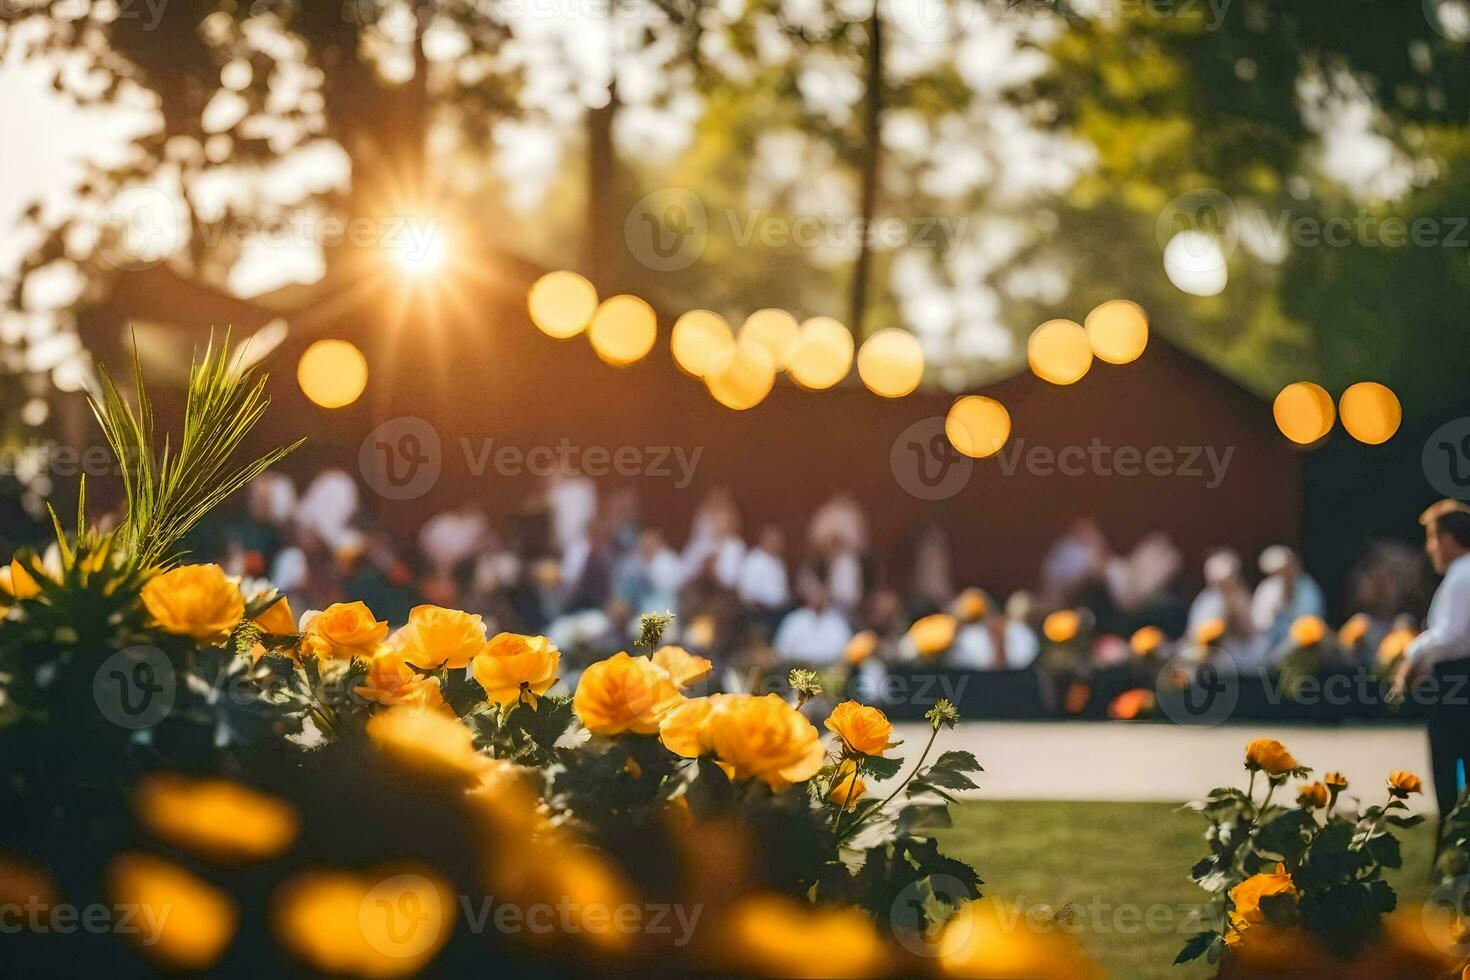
xmin=937 ymin=801 xmax=1438 ymax=980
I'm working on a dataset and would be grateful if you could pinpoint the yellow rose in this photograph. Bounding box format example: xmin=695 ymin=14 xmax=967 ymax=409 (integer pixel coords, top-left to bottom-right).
xmin=253 ymin=595 xmax=296 ymax=635
xmin=1387 ymin=770 xmax=1423 ymax=798
xmin=1130 ymin=626 xmax=1165 ymax=657
xmin=659 ymin=695 xmax=722 ymax=757
xmin=472 ymin=632 xmax=560 ymax=706
xmin=388 ymin=604 xmax=487 ymax=670
xmin=844 ymin=631 xmax=878 ymax=666
xmin=716 ymin=894 xmax=892 ymax=979
xmin=365 ymin=706 xmax=485 ymax=781
xmin=1289 ymin=615 xmax=1327 ymax=648
xmin=573 ymin=651 xmax=683 ymax=735
xmin=1196 ymin=617 xmax=1226 ymax=646
xmin=133 ymin=773 xmax=298 ymax=863
xmin=1296 ymin=782 xmax=1329 ymax=809
xmin=301 ymin=602 xmax=388 ymax=660
xmin=355 ymin=651 xmax=448 ymax=711
xmin=1337 ymin=613 xmax=1371 ymax=648
xmin=1323 ymin=771 xmax=1349 ymax=790
xmin=908 ymin=613 xmax=958 ymax=659
xmin=1244 ymin=738 xmax=1300 ymax=776
xmin=1229 ymin=863 xmax=1297 ymax=925
xmin=827 ymin=762 xmax=866 ymax=811
xmin=107 ymin=853 xmax=236 ymax=971
xmin=699 ymin=693 xmax=824 ymax=790
xmin=142 ymin=564 xmax=245 ymax=644
xmin=824 ymin=700 xmax=894 ymax=757
xmin=650 ymin=645 xmax=712 ymax=689
xmin=1043 ymin=610 xmax=1080 ymax=644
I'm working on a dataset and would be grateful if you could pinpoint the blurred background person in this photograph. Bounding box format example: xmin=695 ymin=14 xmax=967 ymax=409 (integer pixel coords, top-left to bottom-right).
xmin=773 ymin=582 xmax=852 ymax=666
xmin=1252 ymin=545 xmax=1326 ymax=655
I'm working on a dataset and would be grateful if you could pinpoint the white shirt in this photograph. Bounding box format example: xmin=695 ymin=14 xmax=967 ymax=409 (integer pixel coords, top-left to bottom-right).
xmin=952 ymin=622 xmax=1040 ymax=670
xmin=1408 ymin=554 xmax=1470 ymax=667
xmin=827 ymin=551 xmax=864 ymax=611
xmin=773 ymin=607 xmax=852 ymax=665
xmin=737 ymin=548 xmax=789 ymax=609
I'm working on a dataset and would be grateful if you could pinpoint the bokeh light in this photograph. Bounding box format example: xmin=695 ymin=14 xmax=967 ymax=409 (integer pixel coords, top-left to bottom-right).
xmin=787 ymin=316 xmax=854 ymax=390
xmin=739 ymin=309 xmax=801 ymax=370
xmin=1027 ymin=319 xmax=1092 ymax=386
xmin=1338 ymin=381 xmax=1401 ymax=444
xmin=297 ymin=339 xmax=368 ymax=409
xmin=1273 ymin=381 xmax=1335 ymax=445
xmin=1163 ymin=231 xmax=1228 ymax=296
xmin=856 ymin=328 xmax=925 ymax=398
xmin=946 ymin=395 xmax=1011 ymax=458
xmin=385 ymin=222 xmax=448 ymax=276
xmin=706 ymin=339 xmax=776 ymax=410
xmin=528 ymin=271 xmax=599 ymax=339
xmin=588 ymin=294 xmax=657 ymax=366
xmin=671 ymin=310 xmax=735 ymax=378
xmin=1084 ymin=300 xmax=1149 ymax=365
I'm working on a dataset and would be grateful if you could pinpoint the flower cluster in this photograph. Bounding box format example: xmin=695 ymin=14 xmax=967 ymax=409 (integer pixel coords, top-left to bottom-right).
xmin=1180 ymin=738 xmax=1426 ymax=968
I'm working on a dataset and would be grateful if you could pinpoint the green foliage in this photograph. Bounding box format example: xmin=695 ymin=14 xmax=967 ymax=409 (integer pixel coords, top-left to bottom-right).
xmin=90 ymin=334 xmax=301 ymax=570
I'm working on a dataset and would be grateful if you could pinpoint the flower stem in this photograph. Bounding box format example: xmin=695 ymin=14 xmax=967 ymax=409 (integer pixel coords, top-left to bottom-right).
xmin=836 ymin=724 xmax=940 ymax=846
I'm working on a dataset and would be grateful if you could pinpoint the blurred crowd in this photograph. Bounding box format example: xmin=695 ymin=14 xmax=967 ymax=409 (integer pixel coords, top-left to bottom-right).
xmin=177 ymin=468 xmax=1436 ymax=695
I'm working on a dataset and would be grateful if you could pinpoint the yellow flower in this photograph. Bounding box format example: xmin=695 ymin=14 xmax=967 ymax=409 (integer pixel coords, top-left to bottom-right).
xmin=1229 ymin=863 xmax=1298 ymax=925
xmin=388 ymin=604 xmax=487 ymax=670
xmin=658 ymin=695 xmax=722 ymax=757
xmin=1337 ymin=613 xmax=1371 ymax=647
xmin=824 ymin=700 xmax=894 ymax=757
xmin=301 ymin=601 xmax=389 ymax=660
xmin=573 ymin=651 xmax=683 ymax=735
xmin=0 ymin=556 xmax=43 ymax=603
xmin=1130 ymin=626 xmax=1165 ymax=657
xmin=844 ymin=630 xmax=878 ymax=666
xmin=827 ymin=762 xmax=866 ymax=811
xmin=650 ymin=645 xmax=712 ymax=689
xmin=141 ymin=564 xmax=245 ymax=644
xmin=253 ymin=595 xmax=296 ymax=635
xmin=937 ymin=898 xmax=1102 ymax=980
xmin=699 ymin=693 xmax=824 ymax=790
xmin=1245 ymin=738 xmax=1300 ymax=776
xmin=716 ymin=893 xmax=891 ymax=979
xmin=365 ymin=706 xmax=485 ymax=782
xmin=1378 ymin=627 xmax=1418 ymax=665
xmin=355 ymin=651 xmax=448 ymax=711
xmin=274 ymin=866 xmax=453 ymax=976
xmin=1289 ymin=615 xmax=1328 ymax=648
xmin=1043 ymin=609 xmax=1080 ymax=643
xmin=1323 ymin=771 xmax=1349 ymax=790
xmin=107 ymin=853 xmax=236 ymax=971
xmin=953 ymin=587 xmax=988 ymax=623
xmin=1387 ymin=770 xmax=1423 ymax=798
xmin=471 ymin=632 xmax=560 ymax=706
xmin=1296 ymin=781 xmax=1329 ymax=809
xmin=1195 ymin=617 xmax=1226 ymax=646
xmin=908 ymin=613 xmax=958 ymax=658
xmin=133 ymin=773 xmax=298 ymax=863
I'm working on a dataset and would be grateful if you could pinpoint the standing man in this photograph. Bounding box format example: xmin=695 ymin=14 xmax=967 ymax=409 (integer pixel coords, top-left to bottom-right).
xmin=1394 ymin=500 xmax=1470 ymax=820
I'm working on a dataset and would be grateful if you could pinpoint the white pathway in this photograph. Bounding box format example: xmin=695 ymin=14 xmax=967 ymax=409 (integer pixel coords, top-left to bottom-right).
xmin=884 ymin=721 xmax=1436 ymax=811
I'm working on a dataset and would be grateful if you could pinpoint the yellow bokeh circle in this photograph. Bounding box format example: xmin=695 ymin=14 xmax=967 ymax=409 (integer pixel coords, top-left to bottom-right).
xmin=946 ymin=395 xmax=1011 ymax=458
xmin=528 ymin=270 xmax=598 ymax=339
xmin=1083 ymin=300 xmax=1149 ymax=365
xmin=297 ymin=339 xmax=368 ymax=409
xmin=671 ymin=310 xmax=735 ymax=378
xmin=739 ymin=308 xmax=801 ymax=371
xmin=588 ymin=294 xmax=657 ymax=367
xmin=1339 ymin=382 xmax=1401 ymax=445
xmin=706 ymin=339 xmax=776 ymax=411
xmin=1273 ymin=381 xmax=1336 ymax=445
xmin=1027 ymin=319 xmax=1093 ymax=385
xmin=788 ymin=316 xmax=854 ymax=391
xmin=856 ymin=329 xmax=925 ymax=398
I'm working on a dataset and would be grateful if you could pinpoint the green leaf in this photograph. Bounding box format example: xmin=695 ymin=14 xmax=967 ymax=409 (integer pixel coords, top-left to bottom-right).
xmin=1366 ymin=832 xmax=1403 ymax=869
xmin=898 ymin=802 xmax=952 ymax=834
xmin=862 ymin=755 xmax=904 ymax=780
xmin=1175 ymin=931 xmax=1220 ymax=965
xmin=930 ymin=749 xmax=983 ymax=773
